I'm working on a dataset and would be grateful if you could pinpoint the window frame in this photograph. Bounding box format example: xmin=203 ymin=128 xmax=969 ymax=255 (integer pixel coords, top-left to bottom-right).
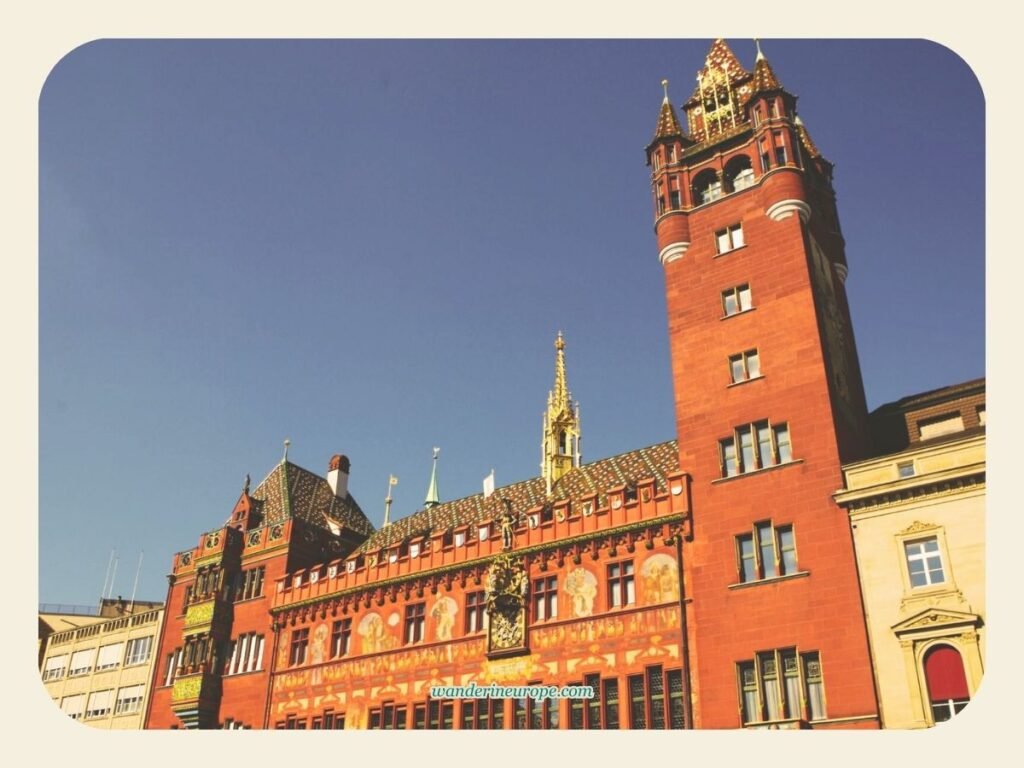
xmin=894 ymin=524 xmax=955 ymax=596
xmin=607 ymin=560 xmax=636 ymax=609
xmin=404 ymin=602 xmax=426 ymax=645
xmin=331 ymin=618 xmax=352 ymax=658
xmin=289 ymin=627 xmax=309 ymax=667
xmin=718 ymin=420 xmax=793 ymax=478
xmin=728 ymin=349 xmax=761 ymax=384
xmin=735 ymin=521 xmax=798 ymax=583
xmin=737 ymin=648 xmax=827 ymax=726
xmin=715 ymin=223 xmax=745 ymax=255
xmin=721 ymin=284 xmax=753 ymax=318
xmin=465 ymin=590 xmax=486 ymax=634
xmin=532 ymin=576 xmax=558 ymax=621
xmin=124 ymin=636 xmax=153 ymax=667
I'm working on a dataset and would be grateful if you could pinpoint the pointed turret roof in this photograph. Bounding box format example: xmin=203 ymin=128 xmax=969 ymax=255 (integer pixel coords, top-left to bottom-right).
xmin=550 ymin=331 xmax=572 ymax=417
xmin=794 ymin=115 xmax=823 ymax=159
xmin=653 ymin=79 xmax=683 ymax=140
xmin=749 ymin=52 xmax=784 ymax=95
xmin=424 ymin=447 xmax=440 ymax=508
xmin=686 ymin=38 xmax=751 ymax=104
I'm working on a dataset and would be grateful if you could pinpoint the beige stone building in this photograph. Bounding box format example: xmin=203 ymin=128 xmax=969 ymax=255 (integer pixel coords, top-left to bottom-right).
xmin=40 ymin=599 xmax=165 ymax=729
xmin=835 ymin=379 xmax=984 ymax=728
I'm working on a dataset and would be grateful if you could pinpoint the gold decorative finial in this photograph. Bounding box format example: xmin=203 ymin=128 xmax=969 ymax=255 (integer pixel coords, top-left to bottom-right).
xmin=661 ymin=78 xmax=670 ymax=103
xmin=755 ymin=38 xmax=764 ymax=61
xmin=283 ymin=439 xmax=291 ymax=462
xmin=542 ymin=333 xmax=580 ymax=494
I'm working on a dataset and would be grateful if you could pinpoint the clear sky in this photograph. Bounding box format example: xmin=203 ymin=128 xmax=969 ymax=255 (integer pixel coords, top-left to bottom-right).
xmin=39 ymin=39 xmax=984 ymax=607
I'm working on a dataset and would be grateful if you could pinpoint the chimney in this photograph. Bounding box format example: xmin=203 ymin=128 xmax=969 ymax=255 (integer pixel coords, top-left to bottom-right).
xmin=327 ymin=454 xmax=351 ymax=498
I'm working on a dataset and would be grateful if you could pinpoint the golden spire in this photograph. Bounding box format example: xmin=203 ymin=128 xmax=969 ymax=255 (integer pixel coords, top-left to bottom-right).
xmin=542 ymin=332 xmax=581 ymax=495
xmin=552 ymin=331 xmax=570 ymax=416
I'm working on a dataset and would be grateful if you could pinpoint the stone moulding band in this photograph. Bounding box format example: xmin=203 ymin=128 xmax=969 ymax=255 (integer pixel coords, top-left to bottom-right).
xmin=659 ymin=242 xmax=690 ymax=265
xmin=765 ymin=199 xmax=811 ymax=223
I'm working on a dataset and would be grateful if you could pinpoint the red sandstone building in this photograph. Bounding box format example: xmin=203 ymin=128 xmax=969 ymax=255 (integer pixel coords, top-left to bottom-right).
xmin=144 ymin=39 xmax=882 ymax=730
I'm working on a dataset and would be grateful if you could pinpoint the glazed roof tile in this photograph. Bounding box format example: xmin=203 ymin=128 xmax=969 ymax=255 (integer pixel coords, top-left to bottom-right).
xmin=654 ymin=99 xmax=683 ymax=140
xmin=355 ymin=440 xmax=679 ymax=553
xmin=250 ymin=461 xmax=375 ymax=537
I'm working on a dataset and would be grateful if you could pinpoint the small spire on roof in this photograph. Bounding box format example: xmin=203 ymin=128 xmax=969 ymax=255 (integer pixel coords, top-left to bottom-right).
xmin=282 ymin=439 xmax=291 ymax=462
xmin=661 ymin=78 xmax=670 ymax=103
xmin=243 ymin=473 xmax=250 ymax=494
xmin=755 ymin=38 xmax=765 ymax=62
xmin=424 ymin=447 xmax=440 ymax=508
xmin=384 ymin=474 xmax=398 ymax=526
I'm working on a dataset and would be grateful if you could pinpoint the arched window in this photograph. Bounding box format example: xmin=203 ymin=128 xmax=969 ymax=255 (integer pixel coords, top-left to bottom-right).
xmin=692 ymin=168 xmax=721 ymax=205
xmin=924 ymin=644 xmax=970 ymax=722
xmin=724 ymin=155 xmax=755 ymax=193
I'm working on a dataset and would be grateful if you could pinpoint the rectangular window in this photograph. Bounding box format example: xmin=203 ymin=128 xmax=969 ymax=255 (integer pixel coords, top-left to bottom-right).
xmin=628 ymin=674 xmax=646 ymax=729
xmin=289 ymin=628 xmax=309 ymax=667
xmin=607 ymin=561 xmax=636 ymax=608
xmin=114 ymin=684 xmax=145 ymax=715
xmin=603 ymin=678 xmax=621 ymax=729
xmin=532 ymin=577 xmax=558 ymax=621
xmin=722 ymin=284 xmax=753 ymax=317
xmin=460 ymin=698 xmax=502 ymax=729
xmin=728 ymin=349 xmax=761 ymax=383
xmin=905 ymin=537 xmax=946 ymax=587
xmin=96 ymin=642 xmax=124 ymax=671
xmin=719 ymin=421 xmax=792 ymax=477
xmin=331 ymin=619 xmax=352 ymax=658
xmin=405 ymin=603 xmax=426 ymax=644
xmin=164 ymin=648 xmax=182 ymax=686
xmin=369 ymin=702 xmax=407 ymax=730
xmin=421 ymin=699 xmax=454 ymax=730
xmin=61 ymin=693 xmax=85 ymax=720
xmin=235 ymin=566 xmax=265 ymax=601
xmin=716 ymin=223 xmax=745 ymax=254
xmin=898 ymin=460 xmax=915 ymax=478
xmin=227 ymin=633 xmax=264 ymax=674
xmin=85 ymin=689 xmax=114 ymax=719
xmin=738 ymin=649 xmax=826 ymax=724
xmin=124 ymin=636 xmax=153 ymax=666
xmin=736 ymin=522 xmax=797 ymax=583
xmin=42 ymin=654 xmax=67 ymax=681
xmin=774 ymin=131 xmax=787 ymax=165
xmin=624 ymin=666 xmax=685 ymax=730
xmin=68 ymin=649 xmax=95 ymax=677
xmin=465 ymin=591 xmax=486 ymax=634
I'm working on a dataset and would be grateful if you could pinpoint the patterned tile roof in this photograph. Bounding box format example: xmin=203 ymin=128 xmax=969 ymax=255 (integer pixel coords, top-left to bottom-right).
xmin=355 ymin=440 xmax=679 ymax=552
xmin=795 ymin=118 xmax=822 ymax=159
xmin=749 ymin=55 xmax=783 ymax=95
xmin=654 ymin=99 xmax=683 ymax=140
xmin=250 ymin=461 xmax=375 ymax=537
xmin=686 ymin=38 xmax=752 ymax=104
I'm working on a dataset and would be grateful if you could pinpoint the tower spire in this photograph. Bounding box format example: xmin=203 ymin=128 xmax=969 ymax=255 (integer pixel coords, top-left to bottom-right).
xmin=424 ymin=447 xmax=440 ymax=508
xmin=541 ymin=332 xmax=581 ymax=495
xmin=653 ymin=79 xmax=683 ymax=140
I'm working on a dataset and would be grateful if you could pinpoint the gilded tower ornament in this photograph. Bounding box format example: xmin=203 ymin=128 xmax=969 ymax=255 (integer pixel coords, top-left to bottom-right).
xmin=484 ymin=552 xmax=529 ymax=658
xmin=541 ymin=332 xmax=581 ymax=494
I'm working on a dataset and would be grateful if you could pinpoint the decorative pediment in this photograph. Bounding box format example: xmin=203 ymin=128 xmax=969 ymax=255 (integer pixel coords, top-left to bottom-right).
xmin=892 ymin=607 xmax=981 ymax=636
xmin=899 ymin=520 xmax=939 ymax=536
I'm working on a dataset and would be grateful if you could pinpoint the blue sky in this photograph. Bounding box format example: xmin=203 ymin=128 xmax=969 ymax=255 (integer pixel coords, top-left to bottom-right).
xmin=39 ymin=39 xmax=983 ymax=606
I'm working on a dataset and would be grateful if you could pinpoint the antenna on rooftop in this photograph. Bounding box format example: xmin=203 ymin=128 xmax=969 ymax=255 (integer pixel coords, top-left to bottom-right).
xmin=128 ymin=551 xmax=144 ymax=614
xmin=105 ymin=554 xmax=119 ymax=601
xmin=100 ymin=549 xmax=116 ymax=603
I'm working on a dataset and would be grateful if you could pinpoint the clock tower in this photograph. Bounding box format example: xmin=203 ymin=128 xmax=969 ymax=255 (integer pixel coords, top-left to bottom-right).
xmin=648 ymin=40 xmax=879 ymax=728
